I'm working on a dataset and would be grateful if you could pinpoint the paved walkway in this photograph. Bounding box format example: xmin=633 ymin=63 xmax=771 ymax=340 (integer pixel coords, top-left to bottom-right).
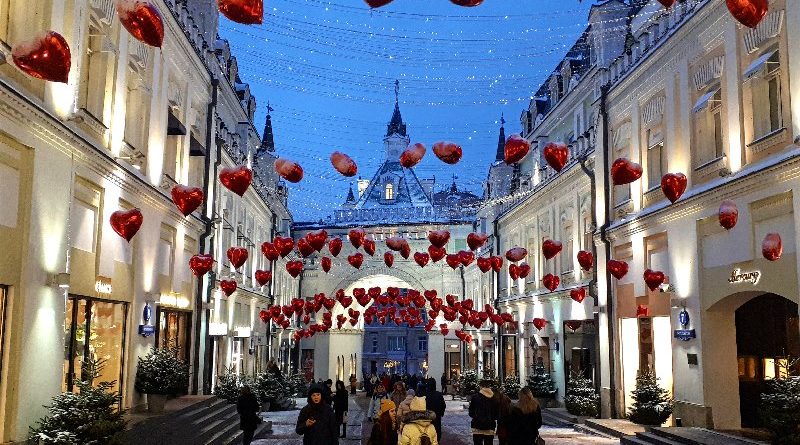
xmin=252 ymin=394 xmax=619 ymax=445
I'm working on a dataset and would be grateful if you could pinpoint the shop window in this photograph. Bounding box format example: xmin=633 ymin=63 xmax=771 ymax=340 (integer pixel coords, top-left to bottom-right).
xmin=612 ymin=122 xmax=632 ymax=206
xmin=747 ymin=49 xmax=783 ymax=140
xmin=638 ymin=317 xmax=654 ymax=372
xmin=645 ymin=126 xmax=664 ymax=191
xmin=156 ymin=307 xmax=190 ymax=363
xmin=692 ymin=85 xmax=724 ymax=167
xmin=63 ymin=296 xmax=128 ymax=393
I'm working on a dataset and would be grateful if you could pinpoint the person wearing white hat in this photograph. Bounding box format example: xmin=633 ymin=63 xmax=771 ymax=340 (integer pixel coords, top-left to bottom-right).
xmin=398 ymin=396 xmax=438 ymax=445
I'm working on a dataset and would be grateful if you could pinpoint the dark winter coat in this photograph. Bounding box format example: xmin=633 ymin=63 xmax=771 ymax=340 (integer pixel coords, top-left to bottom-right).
xmin=507 ymin=406 xmax=543 ymax=445
xmin=296 ymin=400 xmax=339 ymax=445
xmin=322 ymin=385 xmax=334 ymax=406
xmin=468 ymin=389 xmax=499 ymax=431
xmin=334 ymin=388 xmax=349 ymax=414
xmin=237 ymin=392 xmax=261 ymax=431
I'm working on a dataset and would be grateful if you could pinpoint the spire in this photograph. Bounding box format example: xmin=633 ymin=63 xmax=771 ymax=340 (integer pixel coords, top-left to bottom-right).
xmin=345 ymin=185 xmax=356 ymax=203
xmin=256 ymin=103 xmax=275 ymax=162
xmin=386 ymin=80 xmax=407 ymax=137
xmin=495 ymin=113 xmax=506 ymax=161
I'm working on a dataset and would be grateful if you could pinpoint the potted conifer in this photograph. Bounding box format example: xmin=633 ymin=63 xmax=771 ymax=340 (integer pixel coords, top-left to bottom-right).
xmin=134 ymin=348 xmax=190 ymax=413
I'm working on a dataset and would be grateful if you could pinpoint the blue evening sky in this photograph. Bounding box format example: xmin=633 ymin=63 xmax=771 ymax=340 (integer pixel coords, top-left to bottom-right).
xmin=219 ymin=0 xmax=595 ymax=222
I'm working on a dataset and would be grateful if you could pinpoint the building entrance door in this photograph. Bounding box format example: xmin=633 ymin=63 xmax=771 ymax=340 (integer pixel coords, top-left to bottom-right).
xmin=735 ymin=293 xmax=799 ymax=427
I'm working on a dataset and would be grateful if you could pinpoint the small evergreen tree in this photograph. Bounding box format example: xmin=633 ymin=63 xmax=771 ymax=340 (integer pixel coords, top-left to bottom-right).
xmin=213 ymin=365 xmax=243 ymax=403
xmin=501 ymin=375 xmax=521 ymax=399
xmin=253 ymin=372 xmax=286 ymax=407
xmin=30 ymin=358 xmax=127 ymax=445
xmin=760 ymin=359 xmax=800 ymax=445
xmin=134 ymin=348 xmax=189 ymax=395
xmin=527 ymin=362 xmax=557 ymax=398
xmin=564 ymin=373 xmax=599 ymax=417
xmin=628 ymin=370 xmax=673 ymax=425
xmin=458 ymin=369 xmax=480 ymax=397
xmin=287 ymin=372 xmax=309 ymax=397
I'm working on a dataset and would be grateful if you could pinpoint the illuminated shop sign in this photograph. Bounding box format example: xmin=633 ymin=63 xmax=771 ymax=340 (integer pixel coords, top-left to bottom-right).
xmin=94 ymin=277 xmax=113 ymax=296
xmin=674 ymin=308 xmax=696 ymax=342
xmin=728 ymin=268 xmax=761 ymax=285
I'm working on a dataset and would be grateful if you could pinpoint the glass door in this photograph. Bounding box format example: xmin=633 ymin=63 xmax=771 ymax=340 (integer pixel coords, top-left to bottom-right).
xmin=156 ymin=307 xmax=190 ymax=362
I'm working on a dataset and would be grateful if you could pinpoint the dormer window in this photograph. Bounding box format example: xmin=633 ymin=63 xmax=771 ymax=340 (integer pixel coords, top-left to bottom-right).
xmin=385 ymin=183 xmax=394 ymax=200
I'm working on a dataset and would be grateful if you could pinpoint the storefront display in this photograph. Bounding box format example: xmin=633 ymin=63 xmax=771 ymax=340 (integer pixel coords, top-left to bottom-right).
xmin=156 ymin=307 xmax=191 ymax=362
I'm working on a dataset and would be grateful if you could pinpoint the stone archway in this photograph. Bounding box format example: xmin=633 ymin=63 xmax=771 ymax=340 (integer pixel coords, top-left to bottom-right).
xmin=326 ymin=264 xmax=430 ymax=296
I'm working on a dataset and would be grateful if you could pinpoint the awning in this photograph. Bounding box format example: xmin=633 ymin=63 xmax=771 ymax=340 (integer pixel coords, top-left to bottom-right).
xmin=189 ymin=134 xmax=206 ymax=156
xmin=744 ymin=50 xmax=777 ymax=79
xmin=692 ymin=87 xmax=720 ymax=113
xmin=166 ymin=109 xmax=186 ymax=136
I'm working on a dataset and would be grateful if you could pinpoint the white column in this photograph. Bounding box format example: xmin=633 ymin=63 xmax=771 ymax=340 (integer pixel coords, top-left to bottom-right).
xmin=785 ymin=2 xmax=800 ymax=137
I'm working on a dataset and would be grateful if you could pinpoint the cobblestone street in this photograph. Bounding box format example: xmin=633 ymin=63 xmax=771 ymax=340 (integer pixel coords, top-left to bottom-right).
xmin=253 ymin=395 xmax=619 ymax=445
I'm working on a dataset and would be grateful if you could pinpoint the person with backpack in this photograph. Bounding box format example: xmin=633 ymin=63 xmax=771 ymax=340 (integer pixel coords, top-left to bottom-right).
xmin=296 ymin=385 xmax=339 ymax=445
xmin=508 ymin=387 xmax=543 ymax=445
xmin=424 ymin=378 xmax=446 ymax=441
xmin=398 ymin=396 xmax=439 ymax=445
xmin=468 ymin=380 xmax=499 ymax=445
xmin=367 ymin=384 xmax=389 ymax=421
xmin=367 ymin=399 xmax=398 ymax=445
xmin=334 ymin=380 xmax=349 ymax=438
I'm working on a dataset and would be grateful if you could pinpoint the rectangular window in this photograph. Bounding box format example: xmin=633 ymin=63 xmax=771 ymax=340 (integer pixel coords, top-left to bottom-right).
xmin=646 ymin=128 xmax=664 ymax=190
xmin=80 ymin=30 xmax=113 ymax=124
xmin=418 ymin=337 xmax=428 ymax=352
xmin=158 ymin=225 xmax=175 ymax=277
xmin=612 ymin=123 xmax=632 ymax=206
xmin=694 ymin=87 xmax=724 ymax=166
xmin=124 ymin=69 xmax=151 ymax=153
xmin=372 ymin=337 xmax=378 ymax=353
xmin=71 ymin=179 xmax=102 ymax=254
xmin=388 ymin=336 xmax=406 ymax=351
xmin=751 ymin=51 xmax=783 ymax=139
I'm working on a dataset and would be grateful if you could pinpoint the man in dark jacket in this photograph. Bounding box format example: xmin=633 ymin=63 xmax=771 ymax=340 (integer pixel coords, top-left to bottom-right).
xmin=468 ymin=380 xmax=499 ymax=445
xmin=237 ymin=386 xmax=261 ymax=445
xmin=322 ymin=379 xmax=334 ymax=406
xmin=296 ymin=385 xmax=339 ymax=445
xmin=425 ymin=378 xmax=446 ymax=441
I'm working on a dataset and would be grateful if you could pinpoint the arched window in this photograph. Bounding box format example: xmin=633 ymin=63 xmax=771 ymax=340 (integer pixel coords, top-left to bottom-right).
xmin=385 ymin=183 xmax=394 ymax=200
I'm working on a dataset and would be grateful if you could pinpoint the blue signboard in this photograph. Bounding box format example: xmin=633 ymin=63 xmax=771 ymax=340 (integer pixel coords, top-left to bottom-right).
xmin=674 ymin=329 xmax=696 ymax=341
xmin=139 ymin=324 xmax=156 ymax=337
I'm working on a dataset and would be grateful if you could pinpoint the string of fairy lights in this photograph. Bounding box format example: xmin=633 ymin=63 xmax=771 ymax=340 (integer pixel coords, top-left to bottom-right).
xmin=217 ymin=0 xmax=711 ymax=219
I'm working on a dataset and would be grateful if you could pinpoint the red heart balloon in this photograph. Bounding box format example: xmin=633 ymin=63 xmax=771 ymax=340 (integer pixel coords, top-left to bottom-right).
xmin=330 ymin=151 xmax=358 ymax=177
xmin=414 ymin=252 xmax=430 ymax=268
xmin=432 ymin=141 xmax=463 ymax=165
xmin=399 ymin=143 xmax=426 ymax=168
xmin=504 ymin=134 xmax=531 ymax=164
xmin=607 ymin=260 xmax=629 ymax=280
xmin=428 ymin=230 xmax=451 ymax=248
xmin=349 ymin=228 xmax=366 ymax=248
xmin=364 ymin=0 xmax=393 ymax=7
xmin=259 ymin=310 xmax=269 ymax=323
xmin=323 ymin=297 xmax=335 ymax=311
xmin=218 ymin=0 xmax=263 ymax=25
xmin=565 ymin=320 xmax=583 ymax=332
xmin=518 ymin=263 xmax=531 ymax=279
xmin=306 ymin=230 xmax=328 ymax=252
xmin=189 ymin=254 xmax=214 ymax=276
xmin=226 ymin=247 xmax=248 ymax=269
xmin=505 ymin=247 xmax=527 ymax=262
xmin=286 ymin=261 xmax=304 ymax=278
xmin=363 ymin=238 xmax=376 ymax=256
xmin=719 ymin=200 xmax=739 ymax=230
xmin=321 ymin=257 xmax=332 ymax=273
xmin=490 ymin=256 xmax=503 ymax=272
xmin=385 ymin=236 xmax=408 ymax=252
xmin=368 ymin=287 xmax=382 ymax=299
xmin=509 ymin=264 xmax=520 ymax=280
xmin=328 ymin=238 xmax=343 ymax=257
xmin=661 ymin=172 xmax=687 ymax=203
xmin=348 ymin=253 xmax=364 ymax=269
xmin=424 ymin=290 xmax=437 ymax=301
xmin=445 ymin=254 xmax=461 ymax=270
xmin=450 ymin=0 xmax=483 ymax=6
xmin=477 ymin=257 xmax=491 ymax=273
xmin=171 ymin=185 xmax=204 ymax=216
xmin=577 ymin=250 xmax=594 ymax=271
xmin=428 ymin=245 xmax=446 ymax=263
xmin=400 ymin=245 xmax=411 ymax=259
xmin=220 ymin=279 xmax=237 ymax=296
xmin=532 ymin=318 xmax=547 ymax=331
xmin=110 ymin=208 xmax=143 ymax=242
xmin=439 ymin=323 xmax=450 ymax=335
xmin=458 ymin=250 xmax=475 ymax=267
xmin=384 ymin=252 xmax=395 ymax=267
xmin=657 ymin=0 xmax=676 ymax=7
xmin=543 ymin=142 xmax=569 ymax=172
xmin=611 ymin=158 xmax=643 ymax=185
xmin=542 ymin=273 xmax=560 ymax=292
xmin=274 ymin=237 xmax=295 ymax=257
xmin=467 ymin=232 xmax=489 ymax=251
xmin=762 ymin=233 xmax=782 ymax=261
xmin=254 ymin=270 xmax=272 ymax=286
xmin=274 ymin=158 xmax=304 ymax=183
xmin=726 ymin=0 xmax=768 ymax=28
xmin=117 ymin=0 xmax=164 ymax=47
xmin=219 ymin=165 xmax=253 ymax=196
xmin=542 ymin=239 xmax=563 ymax=260
xmin=570 ymin=287 xmax=587 ymax=303
xmin=296 ymin=238 xmax=315 ymax=258
xmin=12 ymin=31 xmax=71 ymax=83
xmin=643 ymin=269 xmax=666 ymax=291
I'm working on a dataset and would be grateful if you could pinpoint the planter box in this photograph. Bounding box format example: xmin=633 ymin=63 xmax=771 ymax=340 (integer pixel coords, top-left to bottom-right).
xmin=147 ymin=394 xmax=168 ymax=413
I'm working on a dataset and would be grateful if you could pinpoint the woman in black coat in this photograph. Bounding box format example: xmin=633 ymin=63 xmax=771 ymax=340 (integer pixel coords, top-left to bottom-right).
xmin=508 ymin=387 xmax=543 ymax=445
xmin=237 ymin=386 xmax=261 ymax=445
xmin=334 ymin=380 xmax=349 ymax=438
xmin=296 ymin=385 xmax=339 ymax=445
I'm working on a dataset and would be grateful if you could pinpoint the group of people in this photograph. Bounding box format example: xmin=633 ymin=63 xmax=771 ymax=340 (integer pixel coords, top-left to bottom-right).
xmin=468 ymin=379 xmax=543 ymax=445
xmin=366 ymin=378 xmax=446 ymax=445
xmin=365 ymin=372 xmax=437 ymax=398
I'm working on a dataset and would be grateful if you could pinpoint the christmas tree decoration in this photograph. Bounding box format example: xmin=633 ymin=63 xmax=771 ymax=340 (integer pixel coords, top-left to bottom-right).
xmin=458 ymin=369 xmax=480 ymax=396
xmin=274 ymin=158 xmax=304 ymax=183
xmin=501 ymin=375 xmax=521 ymax=399
xmin=219 ymin=165 xmax=253 ymax=196
xmin=117 ymin=0 xmax=164 ymax=47
xmin=611 ymin=158 xmax=643 ymax=185
xmin=432 ymin=141 xmax=463 ymax=164
xmin=218 ymin=0 xmax=263 ymax=25
xmin=759 ymin=367 xmax=800 ymax=444
xmin=762 ymin=233 xmax=783 ymax=261
xmin=110 ymin=208 xmax=143 ymax=242
xmin=543 ymin=142 xmax=569 ymax=172
xmin=564 ymin=373 xmax=599 ymax=417
xmin=12 ymin=31 xmax=71 ymax=83
xmin=527 ymin=361 xmax=557 ymax=399
xmin=330 ymin=151 xmax=358 ymax=177
xmin=171 ymin=185 xmax=204 ymax=216
xmin=628 ymin=370 xmax=673 ymax=425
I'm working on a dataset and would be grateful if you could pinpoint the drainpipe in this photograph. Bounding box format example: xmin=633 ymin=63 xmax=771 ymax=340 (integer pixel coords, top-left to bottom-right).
xmin=266 ymin=214 xmax=278 ymax=362
xmin=493 ymin=218 xmax=504 ymax=379
xmin=597 ymin=84 xmax=618 ymax=418
xmin=193 ymin=77 xmax=219 ymax=395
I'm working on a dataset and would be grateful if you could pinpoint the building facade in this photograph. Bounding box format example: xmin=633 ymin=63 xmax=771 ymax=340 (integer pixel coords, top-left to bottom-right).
xmin=0 ymin=0 xmax=292 ymax=441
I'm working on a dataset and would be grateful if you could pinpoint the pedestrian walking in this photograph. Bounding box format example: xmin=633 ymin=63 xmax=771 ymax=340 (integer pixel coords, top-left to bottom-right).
xmin=323 ymin=379 xmax=334 ymax=406
xmin=396 ymin=389 xmax=416 ymax=430
xmin=424 ymin=378 xmax=446 ymax=442
xmin=494 ymin=390 xmax=513 ymax=445
xmin=366 ymin=400 xmax=398 ymax=445
xmin=296 ymin=385 xmax=339 ymax=445
xmin=398 ymin=396 xmax=439 ymax=445
xmin=334 ymin=380 xmax=349 ymax=438
xmin=440 ymin=373 xmax=448 ymax=396
xmin=468 ymin=379 xmax=499 ymax=445
xmin=236 ymin=386 xmax=261 ymax=445
xmin=390 ymin=381 xmax=407 ymax=408
xmin=368 ymin=373 xmax=378 ymax=396
xmin=508 ymin=387 xmax=543 ymax=445
xmin=350 ymin=374 xmax=358 ymax=395
xmin=367 ymin=384 xmax=390 ymax=421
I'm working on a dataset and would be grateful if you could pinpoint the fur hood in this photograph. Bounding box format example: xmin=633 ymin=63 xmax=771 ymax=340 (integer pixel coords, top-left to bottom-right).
xmin=478 ymin=387 xmax=494 ymax=399
xmin=401 ymin=409 xmax=437 ymax=425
